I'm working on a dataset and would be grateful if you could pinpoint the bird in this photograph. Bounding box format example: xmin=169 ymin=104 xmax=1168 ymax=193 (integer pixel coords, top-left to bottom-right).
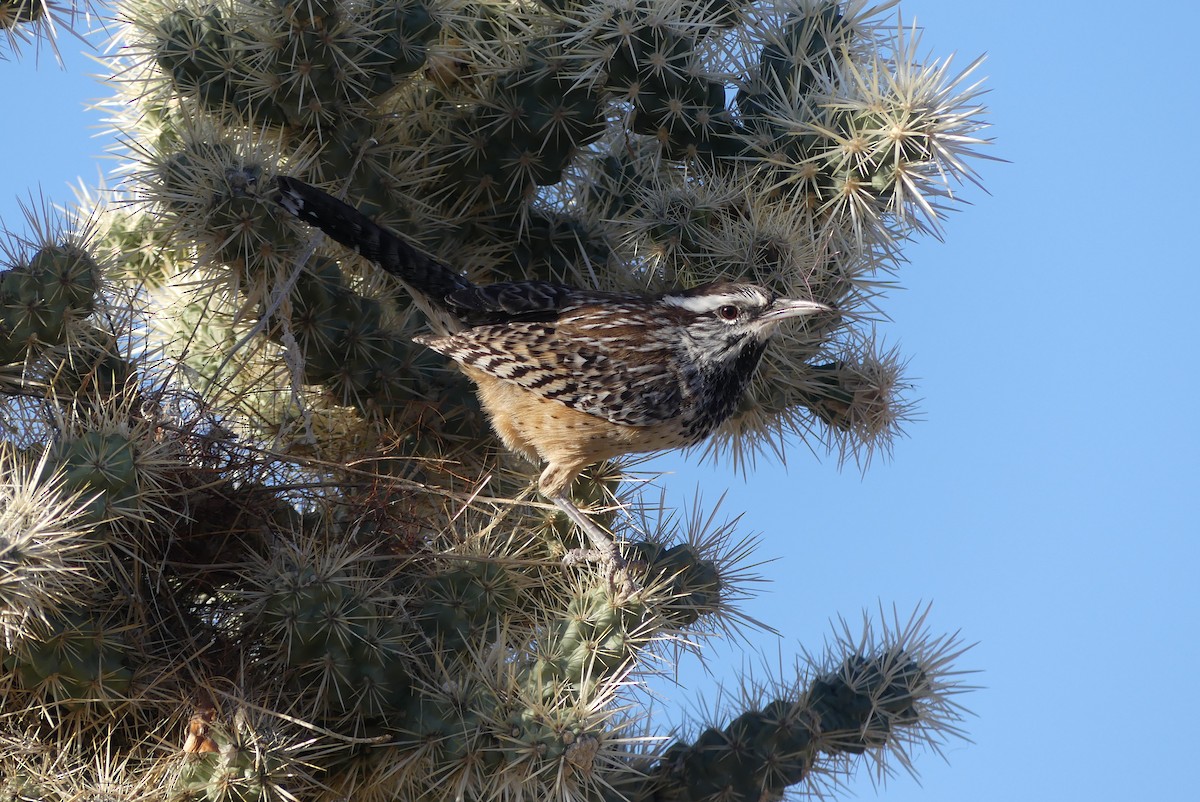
xmin=274 ymin=176 xmax=828 ymax=570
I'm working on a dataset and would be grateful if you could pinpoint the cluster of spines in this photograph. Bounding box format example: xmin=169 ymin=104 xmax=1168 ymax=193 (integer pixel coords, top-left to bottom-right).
xmin=286 ymin=258 xmax=413 ymax=402
xmin=1 ymin=606 xmax=134 ymax=713
xmin=0 ymin=452 xmax=100 ymax=653
xmin=645 ymin=646 xmax=948 ymax=802
xmin=0 ymin=244 xmax=98 ymax=364
xmin=596 ymin=3 xmax=742 ymax=164
xmin=194 ymin=536 xmax=652 ymax=797
xmin=0 ymin=454 xmax=971 ymax=800
xmin=0 ymin=0 xmax=79 ymax=59
xmin=0 ymin=0 xmax=44 ymax=28
xmin=437 ymin=52 xmax=607 ymax=208
xmin=628 ymin=539 xmax=722 ymax=625
xmin=46 ymin=430 xmax=140 ymax=520
xmin=150 ymin=0 xmax=442 ymax=129
xmin=172 ymin=703 xmax=330 ymax=802
xmin=254 ymin=564 xmax=413 ymax=719
xmin=417 ymin=559 xmax=519 ymax=653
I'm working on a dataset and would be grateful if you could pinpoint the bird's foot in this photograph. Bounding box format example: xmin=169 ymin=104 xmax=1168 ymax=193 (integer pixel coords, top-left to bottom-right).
xmin=563 ymin=547 xmax=640 ymax=599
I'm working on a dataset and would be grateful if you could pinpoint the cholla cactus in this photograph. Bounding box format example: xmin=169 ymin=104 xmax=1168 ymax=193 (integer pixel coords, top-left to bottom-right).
xmin=1 ymin=0 xmax=99 ymax=60
xmin=0 ymin=0 xmax=990 ymax=799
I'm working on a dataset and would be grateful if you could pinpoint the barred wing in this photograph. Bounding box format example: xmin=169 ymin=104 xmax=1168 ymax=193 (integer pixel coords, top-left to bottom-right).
xmin=414 ymin=322 xmax=683 ymax=427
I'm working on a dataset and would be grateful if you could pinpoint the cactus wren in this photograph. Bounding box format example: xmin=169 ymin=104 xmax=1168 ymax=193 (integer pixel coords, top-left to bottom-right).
xmin=275 ymin=176 xmax=827 ymax=566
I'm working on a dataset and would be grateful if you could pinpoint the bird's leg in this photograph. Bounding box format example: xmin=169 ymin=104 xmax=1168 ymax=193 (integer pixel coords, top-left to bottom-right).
xmin=549 ymin=492 xmax=624 ymax=569
xmin=539 ymin=462 xmax=640 ymax=593
xmin=539 ymin=462 xmax=623 ymax=566
xmin=550 ymin=491 xmax=640 ymax=597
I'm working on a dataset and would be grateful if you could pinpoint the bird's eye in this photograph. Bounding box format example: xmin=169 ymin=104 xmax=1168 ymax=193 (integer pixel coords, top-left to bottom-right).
xmin=717 ymin=304 xmax=739 ymax=321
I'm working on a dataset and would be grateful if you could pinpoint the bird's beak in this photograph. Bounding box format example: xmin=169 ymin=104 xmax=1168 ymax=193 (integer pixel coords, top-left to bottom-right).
xmin=761 ymin=298 xmax=830 ymax=323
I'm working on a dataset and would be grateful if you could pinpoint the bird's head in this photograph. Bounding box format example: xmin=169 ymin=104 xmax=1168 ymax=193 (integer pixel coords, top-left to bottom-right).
xmin=661 ymin=280 xmax=829 ymax=367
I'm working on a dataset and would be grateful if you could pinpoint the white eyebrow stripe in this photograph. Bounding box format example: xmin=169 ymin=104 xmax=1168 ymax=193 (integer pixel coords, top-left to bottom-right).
xmin=662 ymin=293 xmax=744 ymax=313
xmin=661 ymin=287 xmax=768 ymax=313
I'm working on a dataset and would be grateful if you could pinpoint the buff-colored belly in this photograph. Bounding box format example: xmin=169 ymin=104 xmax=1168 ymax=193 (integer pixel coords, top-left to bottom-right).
xmin=463 ymin=366 xmax=683 ymax=496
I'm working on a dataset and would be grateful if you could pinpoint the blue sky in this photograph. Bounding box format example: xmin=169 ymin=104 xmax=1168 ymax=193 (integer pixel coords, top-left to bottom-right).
xmin=3 ymin=2 xmax=1198 ymax=800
